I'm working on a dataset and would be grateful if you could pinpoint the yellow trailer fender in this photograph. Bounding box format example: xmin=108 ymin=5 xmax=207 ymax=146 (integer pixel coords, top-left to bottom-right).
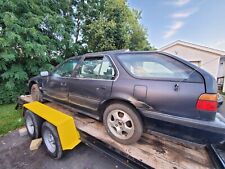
xmin=23 ymin=101 xmax=81 ymax=150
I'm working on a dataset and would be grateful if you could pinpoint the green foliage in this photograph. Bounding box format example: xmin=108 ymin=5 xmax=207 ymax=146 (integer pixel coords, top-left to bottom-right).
xmin=0 ymin=104 xmax=23 ymax=136
xmin=0 ymin=0 xmax=152 ymax=104
xmin=0 ymin=0 xmax=71 ymax=103
xmin=81 ymin=0 xmax=152 ymax=52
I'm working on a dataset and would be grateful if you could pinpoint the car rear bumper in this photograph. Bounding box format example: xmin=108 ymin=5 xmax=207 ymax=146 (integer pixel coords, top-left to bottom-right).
xmin=141 ymin=110 xmax=225 ymax=134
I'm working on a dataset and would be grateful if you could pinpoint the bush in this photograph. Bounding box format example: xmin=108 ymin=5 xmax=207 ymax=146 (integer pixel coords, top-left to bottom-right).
xmin=0 ymin=0 xmax=152 ymax=104
xmin=0 ymin=82 xmax=27 ymax=104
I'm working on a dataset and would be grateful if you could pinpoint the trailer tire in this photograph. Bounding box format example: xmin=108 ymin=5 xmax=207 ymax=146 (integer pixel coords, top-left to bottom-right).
xmin=103 ymin=103 xmax=143 ymax=145
xmin=24 ymin=110 xmax=43 ymax=139
xmin=42 ymin=122 xmax=63 ymax=159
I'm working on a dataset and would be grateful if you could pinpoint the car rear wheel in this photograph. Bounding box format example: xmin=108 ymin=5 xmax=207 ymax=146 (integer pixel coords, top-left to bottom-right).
xmin=31 ymin=84 xmax=43 ymax=102
xmin=24 ymin=110 xmax=43 ymax=139
xmin=103 ymin=103 xmax=143 ymax=145
xmin=42 ymin=122 xmax=63 ymax=159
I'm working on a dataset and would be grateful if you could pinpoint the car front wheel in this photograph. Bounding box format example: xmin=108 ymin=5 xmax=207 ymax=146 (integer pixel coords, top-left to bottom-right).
xmin=103 ymin=103 xmax=143 ymax=145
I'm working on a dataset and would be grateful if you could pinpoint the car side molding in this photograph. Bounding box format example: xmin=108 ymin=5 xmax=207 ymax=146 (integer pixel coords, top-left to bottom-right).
xmin=142 ymin=110 xmax=225 ymax=134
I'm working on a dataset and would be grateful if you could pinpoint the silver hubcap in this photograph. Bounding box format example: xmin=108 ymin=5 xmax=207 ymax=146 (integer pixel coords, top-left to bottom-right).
xmin=26 ymin=116 xmax=34 ymax=135
xmin=107 ymin=110 xmax=134 ymax=140
xmin=43 ymin=129 xmax=56 ymax=153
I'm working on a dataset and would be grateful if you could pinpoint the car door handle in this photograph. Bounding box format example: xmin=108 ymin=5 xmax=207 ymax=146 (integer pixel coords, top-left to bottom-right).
xmin=174 ymin=83 xmax=179 ymax=91
xmin=96 ymin=87 xmax=106 ymax=91
xmin=60 ymin=82 xmax=67 ymax=86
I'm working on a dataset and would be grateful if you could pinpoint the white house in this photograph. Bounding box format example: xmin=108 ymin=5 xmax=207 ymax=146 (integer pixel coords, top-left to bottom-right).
xmin=159 ymin=40 xmax=225 ymax=93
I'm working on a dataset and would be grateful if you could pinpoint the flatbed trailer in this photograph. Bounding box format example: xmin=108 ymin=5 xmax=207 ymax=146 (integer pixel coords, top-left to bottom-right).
xmin=17 ymin=95 xmax=225 ymax=169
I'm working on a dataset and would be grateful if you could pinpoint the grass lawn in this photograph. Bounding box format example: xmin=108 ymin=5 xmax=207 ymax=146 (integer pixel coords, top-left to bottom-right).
xmin=0 ymin=104 xmax=24 ymax=136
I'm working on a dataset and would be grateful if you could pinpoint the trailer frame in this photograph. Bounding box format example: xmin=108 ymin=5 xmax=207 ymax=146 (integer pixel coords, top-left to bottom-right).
xmin=17 ymin=95 xmax=225 ymax=169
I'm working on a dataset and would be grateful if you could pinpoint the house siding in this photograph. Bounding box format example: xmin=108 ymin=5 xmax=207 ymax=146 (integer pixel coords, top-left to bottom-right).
xmin=161 ymin=44 xmax=221 ymax=79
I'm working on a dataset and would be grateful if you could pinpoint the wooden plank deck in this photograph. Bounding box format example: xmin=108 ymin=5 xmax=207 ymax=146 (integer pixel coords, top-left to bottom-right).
xmin=20 ymin=95 xmax=213 ymax=169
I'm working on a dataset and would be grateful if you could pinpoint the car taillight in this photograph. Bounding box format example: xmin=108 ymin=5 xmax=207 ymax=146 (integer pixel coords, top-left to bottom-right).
xmin=196 ymin=94 xmax=218 ymax=112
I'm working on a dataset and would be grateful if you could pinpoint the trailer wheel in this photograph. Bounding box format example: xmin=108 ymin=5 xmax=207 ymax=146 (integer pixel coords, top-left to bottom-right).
xmin=103 ymin=103 xmax=143 ymax=145
xmin=24 ymin=110 xmax=43 ymax=139
xmin=42 ymin=122 xmax=63 ymax=159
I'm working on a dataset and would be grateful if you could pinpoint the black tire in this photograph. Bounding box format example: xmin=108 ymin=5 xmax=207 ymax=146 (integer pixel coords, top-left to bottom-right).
xmin=103 ymin=103 xmax=143 ymax=145
xmin=24 ymin=110 xmax=43 ymax=139
xmin=30 ymin=84 xmax=44 ymax=102
xmin=42 ymin=122 xmax=63 ymax=159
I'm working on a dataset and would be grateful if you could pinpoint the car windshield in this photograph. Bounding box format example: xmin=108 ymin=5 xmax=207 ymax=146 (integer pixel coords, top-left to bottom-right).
xmin=117 ymin=53 xmax=193 ymax=80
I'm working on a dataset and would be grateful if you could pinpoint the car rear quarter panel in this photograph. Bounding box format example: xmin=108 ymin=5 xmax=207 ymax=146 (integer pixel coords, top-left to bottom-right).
xmin=110 ymin=52 xmax=206 ymax=120
xmin=145 ymin=80 xmax=205 ymax=119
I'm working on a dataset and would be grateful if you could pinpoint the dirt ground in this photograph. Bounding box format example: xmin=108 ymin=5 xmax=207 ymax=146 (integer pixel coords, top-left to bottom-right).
xmin=0 ymin=129 xmax=129 ymax=169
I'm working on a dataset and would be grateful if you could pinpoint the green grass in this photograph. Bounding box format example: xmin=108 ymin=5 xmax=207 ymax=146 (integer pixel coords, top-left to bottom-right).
xmin=0 ymin=104 xmax=24 ymax=136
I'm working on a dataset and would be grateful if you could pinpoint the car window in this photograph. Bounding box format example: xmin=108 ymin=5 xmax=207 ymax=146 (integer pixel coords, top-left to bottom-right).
xmin=99 ymin=57 xmax=115 ymax=80
xmin=53 ymin=59 xmax=78 ymax=77
xmin=117 ymin=53 xmax=201 ymax=81
xmin=78 ymin=56 xmax=115 ymax=80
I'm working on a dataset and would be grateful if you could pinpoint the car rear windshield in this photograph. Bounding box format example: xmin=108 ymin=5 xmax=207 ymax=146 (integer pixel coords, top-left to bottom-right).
xmin=117 ymin=53 xmax=203 ymax=82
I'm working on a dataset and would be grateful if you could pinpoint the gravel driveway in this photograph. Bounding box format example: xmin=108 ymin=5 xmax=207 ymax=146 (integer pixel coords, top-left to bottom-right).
xmin=0 ymin=129 xmax=128 ymax=169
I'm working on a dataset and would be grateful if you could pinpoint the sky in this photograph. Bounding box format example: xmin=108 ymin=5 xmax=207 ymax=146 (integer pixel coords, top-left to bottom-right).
xmin=128 ymin=0 xmax=225 ymax=50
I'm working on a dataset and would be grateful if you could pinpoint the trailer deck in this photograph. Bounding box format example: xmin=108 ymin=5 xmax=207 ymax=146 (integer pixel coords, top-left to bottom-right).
xmin=18 ymin=95 xmax=220 ymax=169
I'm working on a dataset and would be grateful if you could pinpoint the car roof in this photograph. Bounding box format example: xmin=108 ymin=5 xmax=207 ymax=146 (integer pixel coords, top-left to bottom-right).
xmin=74 ymin=49 xmax=209 ymax=76
xmin=69 ymin=50 xmax=185 ymax=62
xmin=81 ymin=50 xmax=164 ymax=57
xmin=82 ymin=49 xmax=130 ymax=57
xmin=69 ymin=50 xmax=189 ymax=64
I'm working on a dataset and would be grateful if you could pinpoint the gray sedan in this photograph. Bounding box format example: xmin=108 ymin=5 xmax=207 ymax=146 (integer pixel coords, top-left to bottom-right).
xmin=28 ymin=51 xmax=225 ymax=145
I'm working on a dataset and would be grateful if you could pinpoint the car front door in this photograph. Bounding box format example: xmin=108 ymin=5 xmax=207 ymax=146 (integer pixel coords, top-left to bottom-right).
xmin=68 ymin=55 xmax=116 ymax=114
xmin=44 ymin=58 xmax=79 ymax=102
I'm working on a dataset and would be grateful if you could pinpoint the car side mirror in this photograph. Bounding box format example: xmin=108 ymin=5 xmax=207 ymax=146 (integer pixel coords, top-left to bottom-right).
xmin=40 ymin=71 xmax=49 ymax=77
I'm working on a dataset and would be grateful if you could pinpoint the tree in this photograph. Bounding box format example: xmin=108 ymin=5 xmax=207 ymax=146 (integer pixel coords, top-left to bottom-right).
xmin=0 ymin=0 xmax=78 ymax=103
xmin=0 ymin=0 xmax=152 ymax=104
xmin=128 ymin=9 xmax=153 ymax=50
xmin=81 ymin=0 xmax=152 ymax=52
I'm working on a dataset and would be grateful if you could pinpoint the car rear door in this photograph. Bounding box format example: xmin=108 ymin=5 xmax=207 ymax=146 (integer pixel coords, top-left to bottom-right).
xmin=68 ymin=55 xmax=116 ymax=114
xmin=44 ymin=58 xmax=79 ymax=102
